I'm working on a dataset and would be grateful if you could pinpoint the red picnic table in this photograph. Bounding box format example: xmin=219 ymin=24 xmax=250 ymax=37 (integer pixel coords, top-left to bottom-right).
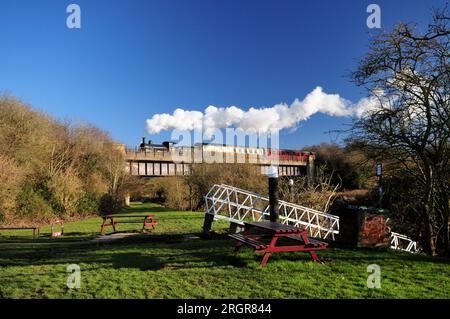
xmin=100 ymin=214 xmax=158 ymax=234
xmin=229 ymin=221 xmax=328 ymax=267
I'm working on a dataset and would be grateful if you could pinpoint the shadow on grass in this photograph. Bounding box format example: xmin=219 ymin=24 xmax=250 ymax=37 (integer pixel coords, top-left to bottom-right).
xmin=1 ymin=231 xmax=449 ymax=273
xmin=0 ymin=234 xmax=98 ymax=244
xmin=0 ymin=234 xmax=252 ymax=270
xmin=324 ymin=248 xmax=450 ymax=265
xmin=110 ymin=252 xmax=167 ymax=270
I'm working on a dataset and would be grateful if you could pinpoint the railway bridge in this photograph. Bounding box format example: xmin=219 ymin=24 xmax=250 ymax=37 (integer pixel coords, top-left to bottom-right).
xmin=117 ymin=139 xmax=316 ymax=178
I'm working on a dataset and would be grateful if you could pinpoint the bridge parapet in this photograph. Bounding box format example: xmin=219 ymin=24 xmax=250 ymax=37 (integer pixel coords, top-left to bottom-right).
xmin=125 ymin=148 xmax=174 ymax=162
xmin=125 ymin=149 xmax=308 ymax=166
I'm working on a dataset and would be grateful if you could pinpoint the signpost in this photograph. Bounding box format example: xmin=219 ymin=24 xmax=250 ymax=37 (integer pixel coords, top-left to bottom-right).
xmin=376 ymin=163 xmax=383 ymax=207
xmin=376 ymin=163 xmax=382 ymax=177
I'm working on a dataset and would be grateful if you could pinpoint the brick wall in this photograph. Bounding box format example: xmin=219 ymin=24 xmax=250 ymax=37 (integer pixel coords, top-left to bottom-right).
xmin=359 ymin=213 xmax=391 ymax=248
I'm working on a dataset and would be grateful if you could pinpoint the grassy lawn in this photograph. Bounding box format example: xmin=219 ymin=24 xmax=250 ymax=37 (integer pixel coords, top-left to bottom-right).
xmin=0 ymin=202 xmax=449 ymax=299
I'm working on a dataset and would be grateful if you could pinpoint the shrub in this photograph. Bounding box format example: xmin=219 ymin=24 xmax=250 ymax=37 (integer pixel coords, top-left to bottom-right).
xmin=142 ymin=164 xmax=267 ymax=211
xmin=0 ymin=155 xmax=24 ymax=222
xmin=305 ymin=143 xmax=375 ymax=189
xmin=99 ymin=194 xmax=124 ymax=215
xmin=15 ymin=186 xmax=54 ymax=221
xmin=186 ymin=163 xmax=267 ymax=210
xmin=76 ymin=192 xmax=101 ymax=216
xmin=278 ymin=165 xmax=339 ymax=212
xmin=48 ymin=169 xmax=84 ymax=216
xmin=0 ymin=96 xmax=125 ymax=223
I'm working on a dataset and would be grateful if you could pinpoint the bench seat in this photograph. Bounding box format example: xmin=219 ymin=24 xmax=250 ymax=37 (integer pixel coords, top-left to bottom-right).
xmin=110 ymin=220 xmax=158 ymax=224
xmin=285 ymin=235 xmax=328 ymax=248
xmin=229 ymin=233 xmax=267 ymax=250
xmin=104 ymin=214 xmax=154 ymax=219
xmin=0 ymin=227 xmax=40 ymax=238
xmin=0 ymin=227 xmax=39 ymax=230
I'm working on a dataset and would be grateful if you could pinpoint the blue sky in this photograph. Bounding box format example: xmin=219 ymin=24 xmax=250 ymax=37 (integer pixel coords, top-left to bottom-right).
xmin=0 ymin=0 xmax=444 ymax=149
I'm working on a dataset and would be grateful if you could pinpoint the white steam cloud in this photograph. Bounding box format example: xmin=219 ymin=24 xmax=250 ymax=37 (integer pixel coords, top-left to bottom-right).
xmin=146 ymin=86 xmax=380 ymax=137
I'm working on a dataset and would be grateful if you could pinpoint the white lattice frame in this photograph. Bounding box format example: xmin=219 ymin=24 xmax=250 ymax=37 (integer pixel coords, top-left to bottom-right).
xmin=205 ymin=184 xmax=340 ymax=240
xmin=390 ymin=232 xmax=418 ymax=253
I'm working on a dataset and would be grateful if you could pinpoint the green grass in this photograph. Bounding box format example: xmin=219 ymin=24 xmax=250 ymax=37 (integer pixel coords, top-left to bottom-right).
xmin=0 ymin=202 xmax=449 ymax=299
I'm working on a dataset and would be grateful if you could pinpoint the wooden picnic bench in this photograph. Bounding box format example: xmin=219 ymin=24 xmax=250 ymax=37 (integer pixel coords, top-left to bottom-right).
xmin=229 ymin=221 xmax=328 ymax=267
xmin=0 ymin=227 xmax=40 ymax=238
xmin=100 ymin=214 xmax=158 ymax=234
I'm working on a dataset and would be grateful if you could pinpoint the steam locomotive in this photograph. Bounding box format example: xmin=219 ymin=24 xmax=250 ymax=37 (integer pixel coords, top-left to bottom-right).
xmin=138 ymin=137 xmax=314 ymax=161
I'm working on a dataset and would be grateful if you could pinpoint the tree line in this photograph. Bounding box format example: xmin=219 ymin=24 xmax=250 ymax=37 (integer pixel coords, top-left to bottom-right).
xmin=348 ymin=6 xmax=449 ymax=256
xmin=0 ymin=96 xmax=128 ymax=224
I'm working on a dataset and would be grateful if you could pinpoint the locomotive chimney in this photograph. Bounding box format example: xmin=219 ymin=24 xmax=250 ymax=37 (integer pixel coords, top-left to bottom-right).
xmin=140 ymin=137 xmax=146 ymax=148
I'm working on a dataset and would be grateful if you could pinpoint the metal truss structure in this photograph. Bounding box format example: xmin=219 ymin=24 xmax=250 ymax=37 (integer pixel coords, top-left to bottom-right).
xmin=390 ymin=232 xmax=419 ymax=253
xmin=204 ymin=184 xmax=340 ymax=240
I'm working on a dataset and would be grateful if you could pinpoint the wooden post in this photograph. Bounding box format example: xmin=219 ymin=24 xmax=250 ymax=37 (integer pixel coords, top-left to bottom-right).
xmin=268 ymin=165 xmax=279 ymax=222
xmin=202 ymin=213 xmax=215 ymax=235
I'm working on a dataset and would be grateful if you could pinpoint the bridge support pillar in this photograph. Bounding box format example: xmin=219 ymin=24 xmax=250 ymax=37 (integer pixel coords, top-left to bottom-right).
xmin=307 ymin=155 xmax=315 ymax=186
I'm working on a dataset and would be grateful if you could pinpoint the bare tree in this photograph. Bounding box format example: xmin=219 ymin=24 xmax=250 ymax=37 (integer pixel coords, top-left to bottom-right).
xmin=100 ymin=144 xmax=130 ymax=213
xmin=278 ymin=165 xmax=340 ymax=213
xmin=0 ymin=155 xmax=24 ymax=222
xmin=350 ymin=6 xmax=449 ymax=255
